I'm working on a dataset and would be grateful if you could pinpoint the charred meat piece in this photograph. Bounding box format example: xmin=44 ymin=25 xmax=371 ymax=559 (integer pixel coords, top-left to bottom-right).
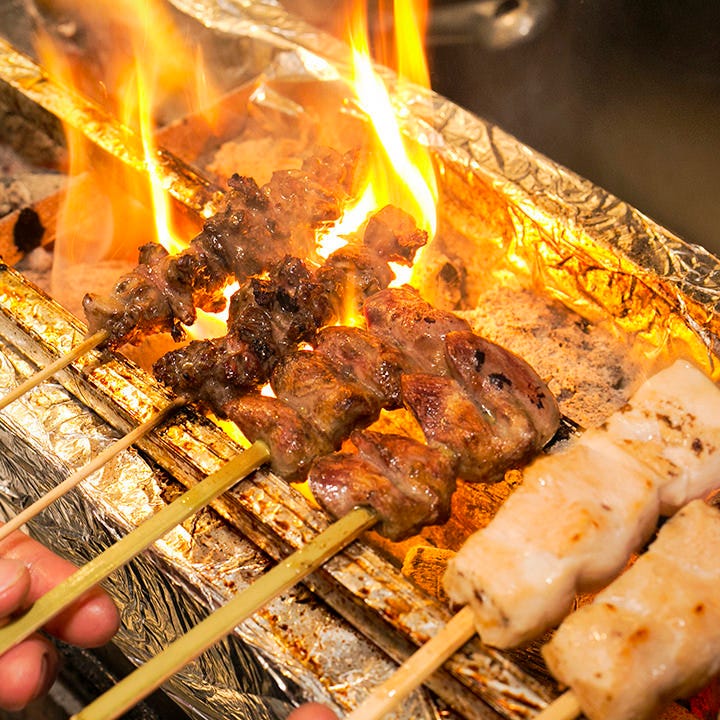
xmin=445 ymin=330 xmax=560 ymax=450
xmin=271 ymin=351 xmax=380 ymax=448
xmin=312 ymin=326 xmax=410 ymax=409
xmin=154 ymin=208 xmax=428 ymax=406
xmin=221 ymin=393 xmax=332 ymax=481
xmin=83 ymin=147 xmax=357 ymax=347
xmin=309 ymin=429 xmax=457 ymax=540
xmin=360 ymin=205 xmax=428 ymax=263
xmin=315 ymin=205 xmax=427 ymax=321
xmin=402 ymin=372 xmax=538 ymax=483
xmin=153 ymin=255 xmax=335 ymax=403
xmin=364 ymin=285 xmax=471 ymax=374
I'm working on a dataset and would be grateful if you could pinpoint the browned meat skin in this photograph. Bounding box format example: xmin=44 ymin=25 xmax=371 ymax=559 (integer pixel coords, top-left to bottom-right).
xmin=83 ymin=147 xmax=357 ymax=348
xmin=271 ymin=351 xmax=380 ymax=448
xmin=364 ymin=285 xmax=471 ymax=374
xmin=153 ymin=255 xmax=333 ymax=405
xmin=402 ymin=372 xmax=539 ymax=483
xmin=312 ymin=326 xmax=411 ymax=409
xmin=153 ymin=207 xmax=428 ymax=410
xmin=444 ymin=330 xmax=560 ymax=449
xmin=220 ymin=393 xmax=332 ymax=481
xmin=308 ymin=429 xmax=457 ymax=540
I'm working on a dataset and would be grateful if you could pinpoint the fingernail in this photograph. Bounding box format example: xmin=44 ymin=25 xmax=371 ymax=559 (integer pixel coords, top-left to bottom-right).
xmin=0 ymin=558 xmax=25 ymax=596
xmin=33 ymin=652 xmax=58 ymax=700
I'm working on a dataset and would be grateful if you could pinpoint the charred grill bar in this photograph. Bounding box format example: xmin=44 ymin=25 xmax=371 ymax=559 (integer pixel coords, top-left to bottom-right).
xmin=3 ymin=3 xmax=720 ymax=720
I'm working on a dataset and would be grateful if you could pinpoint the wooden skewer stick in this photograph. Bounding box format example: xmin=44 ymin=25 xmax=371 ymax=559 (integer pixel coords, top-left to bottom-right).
xmin=0 ymin=396 xmax=187 ymax=544
xmin=533 ymin=691 xmax=582 ymax=720
xmin=71 ymin=505 xmax=378 ymax=720
xmin=344 ymin=605 xmax=476 ymax=720
xmin=0 ymin=440 xmax=270 ymax=656
xmin=0 ymin=330 xmax=109 ymax=411
xmin=346 ymin=607 xmax=581 ymax=720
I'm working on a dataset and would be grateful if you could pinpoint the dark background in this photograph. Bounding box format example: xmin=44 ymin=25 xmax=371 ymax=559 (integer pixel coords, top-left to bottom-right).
xmin=426 ymin=0 xmax=720 ymax=255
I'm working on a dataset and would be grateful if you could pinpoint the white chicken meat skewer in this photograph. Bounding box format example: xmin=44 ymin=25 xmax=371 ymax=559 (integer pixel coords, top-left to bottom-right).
xmin=541 ymin=498 xmax=720 ymax=720
xmin=443 ymin=358 xmax=720 ymax=648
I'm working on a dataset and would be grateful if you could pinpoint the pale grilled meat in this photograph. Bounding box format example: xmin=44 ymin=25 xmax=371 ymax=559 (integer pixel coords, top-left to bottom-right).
xmin=443 ymin=360 xmax=720 ymax=649
xmin=543 ymin=499 xmax=720 ymax=720
xmin=83 ymin=147 xmax=357 ymax=347
xmin=308 ymin=429 xmax=457 ymax=540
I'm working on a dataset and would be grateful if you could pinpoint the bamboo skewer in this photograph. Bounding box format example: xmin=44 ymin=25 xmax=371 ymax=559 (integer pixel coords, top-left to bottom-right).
xmin=0 ymin=396 xmax=187 ymax=543
xmin=533 ymin=691 xmax=582 ymax=720
xmin=344 ymin=605 xmax=476 ymax=720
xmin=0 ymin=440 xmax=270 ymax=656
xmin=0 ymin=330 xmax=108 ymax=411
xmin=71 ymin=505 xmax=378 ymax=720
xmin=344 ymin=608 xmax=579 ymax=720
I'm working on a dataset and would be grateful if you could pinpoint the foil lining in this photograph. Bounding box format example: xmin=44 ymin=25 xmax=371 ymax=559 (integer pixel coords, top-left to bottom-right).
xmin=2 ymin=2 xmax=720 ymax=720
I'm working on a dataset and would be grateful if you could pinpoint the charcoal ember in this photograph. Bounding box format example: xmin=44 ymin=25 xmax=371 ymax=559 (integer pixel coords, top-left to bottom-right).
xmin=222 ymin=393 xmax=331 ymax=481
xmin=312 ymin=326 xmax=410 ymax=409
xmin=309 ymin=429 xmax=457 ymax=541
xmin=364 ymin=285 xmax=471 ymax=374
xmin=271 ymin=351 xmax=380 ymax=448
xmin=445 ymin=330 xmax=560 ymax=449
xmin=402 ymin=372 xmax=536 ymax=483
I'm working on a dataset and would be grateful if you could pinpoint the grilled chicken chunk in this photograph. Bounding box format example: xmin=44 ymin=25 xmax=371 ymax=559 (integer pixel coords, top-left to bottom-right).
xmin=308 ymin=429 xmax=457 ymax=540
xmin=221 ymin=393 xmax=332 ymax=481
xmin=444 ymin=359 xmax=720 ymax=648
xmin=84 ymin=147 xmax=357 ymax=347
xmin=445 ymin=330 xmax=560 ymax=449
xmin=600 ymin=359 xmax=720 ymax=513
xmin=543 ymin=499 xmax=720 ymax=720
xmin=364 ymin=285 xmax=471 ymax=374
xmin=271 ymin=350 xmax=380 ymax=448
xmin=312 ymin=326 xmax=410 ymax=409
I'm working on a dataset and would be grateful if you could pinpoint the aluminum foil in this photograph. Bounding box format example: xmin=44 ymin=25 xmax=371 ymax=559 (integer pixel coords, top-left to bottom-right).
xmin=2 ymin=2 xmax=720 ymax=720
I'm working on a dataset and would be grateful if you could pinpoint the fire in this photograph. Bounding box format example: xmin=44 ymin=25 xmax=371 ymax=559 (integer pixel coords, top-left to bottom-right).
xmin=38 ymin=0 xmax=437 ymax=336
xmin=338 ymin=0 xmax=438 ymax=287
xmin=34 ymin=0 xmax=220 ymax=312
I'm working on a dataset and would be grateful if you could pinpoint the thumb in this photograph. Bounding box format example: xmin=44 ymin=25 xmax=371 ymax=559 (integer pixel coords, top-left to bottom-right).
xmin=0 ymin=558 xmax=30 ymax=620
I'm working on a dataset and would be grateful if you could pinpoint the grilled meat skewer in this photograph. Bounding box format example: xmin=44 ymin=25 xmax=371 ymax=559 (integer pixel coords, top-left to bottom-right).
xmin=443 ymin=359 xmax=720 ymax=648
xmin=83 ymin=147 xmax=358 ymax=348
xmin=542 ymin=498 xmax=720 ymax=720
xmin=153 ymin=206 xmax=426 ymax=403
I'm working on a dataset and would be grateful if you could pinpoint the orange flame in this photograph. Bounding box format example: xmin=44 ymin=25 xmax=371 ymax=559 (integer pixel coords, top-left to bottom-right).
xmin=35 ymin=0 xmax=221 ymax=313
xmin=340 ymin=0 xmax=438 ymax=283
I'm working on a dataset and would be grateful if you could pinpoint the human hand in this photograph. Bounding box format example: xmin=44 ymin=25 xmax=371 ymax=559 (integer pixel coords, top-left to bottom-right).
xmin=0 ymin=529 xmax=120 ymax=711
xmin=287 ymin=701 xmax=340 ymax=720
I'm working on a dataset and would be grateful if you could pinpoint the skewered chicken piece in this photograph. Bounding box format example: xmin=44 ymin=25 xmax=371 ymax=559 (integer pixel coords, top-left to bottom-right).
xmin=153 ymin=205 xmax=425 ymax=402
xmin=443 ymin=359 xmax=720 ymax=648
xmin=542 ymin=498 xmax=720 ymax=720
xmin=82 ymin=147 xmax=358 ymax=348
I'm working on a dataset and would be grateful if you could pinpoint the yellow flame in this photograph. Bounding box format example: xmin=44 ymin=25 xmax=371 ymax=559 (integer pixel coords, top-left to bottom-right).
xmin=345 ymin=0 xmax=437 ymax=244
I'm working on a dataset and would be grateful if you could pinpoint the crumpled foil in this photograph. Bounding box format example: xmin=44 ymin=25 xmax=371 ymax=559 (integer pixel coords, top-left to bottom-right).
xmin=2 ymin=2 xmax=720 ymax=720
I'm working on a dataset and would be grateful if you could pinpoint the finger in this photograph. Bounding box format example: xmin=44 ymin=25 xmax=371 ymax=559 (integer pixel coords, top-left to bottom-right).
xmin=0 ymin=633 xmax=58 ymax=712
xmin=0 ymin=558 xmax=30 ymax=619
xmin=0 ymin=530 xmax=120 ymax=647
xmin=287 ymin=702 xmax=340 ymax=720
